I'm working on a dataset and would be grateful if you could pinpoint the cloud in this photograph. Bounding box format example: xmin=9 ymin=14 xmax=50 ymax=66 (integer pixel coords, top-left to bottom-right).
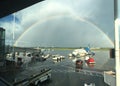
xmin=0 ymin=0 xmax=115 ymax=47
xmin=0 ymin=18 xmax=24 ymax=45
xmin=1 ymin=0 xmax=76 ymax=45
xmin=15 ymin=0 xmax=75 ymax=29
xmin=15 ymin=16 xmax=114 ymax=48
xmin=15 ymin=0 xmax=114 ymax=37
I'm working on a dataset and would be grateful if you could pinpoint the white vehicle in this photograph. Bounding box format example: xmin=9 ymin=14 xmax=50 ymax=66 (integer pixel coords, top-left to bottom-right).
xmin=14 ymin=68 xmax=51 ymax=86
xmin=52 ymin=55 xmax=65 ymax=60
xmin=52 ymin=55 xmax=59 ymax=60
xmin=72 ymin=49 xmax=88 ymax=57
xmin=6 ymin=52 xmax=33 ymax=64
xmin=42 ymin=54 xmax=50 ymax=59
xmin=34 ymin=69 xmax=51 ymax=85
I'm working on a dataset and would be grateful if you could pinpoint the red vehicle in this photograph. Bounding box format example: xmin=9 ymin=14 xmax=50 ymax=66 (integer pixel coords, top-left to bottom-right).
xmin=87 ymin=57 xmax=95 ymax=64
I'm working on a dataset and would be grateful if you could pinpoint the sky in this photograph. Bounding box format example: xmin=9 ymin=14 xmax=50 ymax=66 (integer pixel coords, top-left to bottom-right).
xmin=0 ymin=0 xmax=119 ymax=48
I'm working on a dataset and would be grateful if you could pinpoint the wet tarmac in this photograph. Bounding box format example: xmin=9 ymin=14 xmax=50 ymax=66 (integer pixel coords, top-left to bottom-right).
xmin=0 ymin=49 xmax=113 ymax=86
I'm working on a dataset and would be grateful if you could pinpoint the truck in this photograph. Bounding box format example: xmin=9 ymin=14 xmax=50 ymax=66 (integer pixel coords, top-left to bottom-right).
xmin=13 ymin=68 xmax=52 ymax=86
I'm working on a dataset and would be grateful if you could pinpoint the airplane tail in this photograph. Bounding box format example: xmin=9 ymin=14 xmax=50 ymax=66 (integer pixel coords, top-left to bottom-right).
xmin=84 ymin=47 xmax=90 ymax=52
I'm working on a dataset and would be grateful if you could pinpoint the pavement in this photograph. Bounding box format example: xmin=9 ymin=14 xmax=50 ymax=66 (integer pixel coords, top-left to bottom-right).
xmin=0 ymin=50 xmax=112 ymax=86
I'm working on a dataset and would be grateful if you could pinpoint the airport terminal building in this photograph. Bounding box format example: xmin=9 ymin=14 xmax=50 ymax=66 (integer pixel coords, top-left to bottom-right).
xmin=0 ymin=27 xmax=5 ymax=66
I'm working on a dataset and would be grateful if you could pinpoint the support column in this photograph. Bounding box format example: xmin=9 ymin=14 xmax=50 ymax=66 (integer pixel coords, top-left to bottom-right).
xmin=115 ymin=19 xmax=120 ymax=86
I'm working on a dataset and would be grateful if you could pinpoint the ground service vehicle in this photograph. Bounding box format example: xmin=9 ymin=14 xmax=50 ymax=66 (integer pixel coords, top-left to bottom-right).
xmin=13 ymin=68 xmax=51 ymax=86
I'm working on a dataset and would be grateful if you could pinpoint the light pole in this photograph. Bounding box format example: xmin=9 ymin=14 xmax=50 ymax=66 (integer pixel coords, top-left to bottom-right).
xmin=12 ymin=13 xmax=16 ymax=59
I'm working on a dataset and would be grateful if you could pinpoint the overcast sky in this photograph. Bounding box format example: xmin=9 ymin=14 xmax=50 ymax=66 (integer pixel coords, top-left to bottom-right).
xmin=0 ymin=0 xmax=119 ymax=48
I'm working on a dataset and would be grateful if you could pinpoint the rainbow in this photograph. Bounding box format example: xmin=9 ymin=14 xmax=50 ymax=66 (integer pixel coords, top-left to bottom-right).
xmin=14 ymin=14 xmax=114 ymax=47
